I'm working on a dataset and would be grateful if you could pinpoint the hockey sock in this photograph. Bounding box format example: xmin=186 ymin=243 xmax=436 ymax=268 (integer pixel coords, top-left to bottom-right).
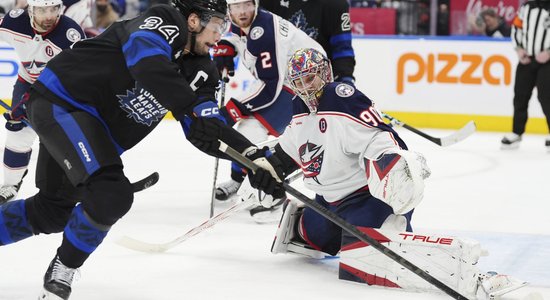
xmin=0 ymin=200 xmax=34 ymax=245
xmin=3 ymin=148 xmax=31 ymax=186
xmin=60 ymin=204 xmax=109 ymax=268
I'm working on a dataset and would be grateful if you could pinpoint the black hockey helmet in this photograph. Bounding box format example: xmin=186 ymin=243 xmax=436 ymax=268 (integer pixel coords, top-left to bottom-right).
xmin=172 ymin=0 xmax=228 ymax=22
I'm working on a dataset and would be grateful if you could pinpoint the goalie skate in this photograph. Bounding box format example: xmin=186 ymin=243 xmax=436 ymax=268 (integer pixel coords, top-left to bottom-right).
xmin=478 ymin=271 xmax=529 ymax=300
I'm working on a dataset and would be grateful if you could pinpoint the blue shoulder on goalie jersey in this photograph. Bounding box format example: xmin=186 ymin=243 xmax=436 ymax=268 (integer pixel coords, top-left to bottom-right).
xmin=317 ymin=82 xmax=372 ymax=115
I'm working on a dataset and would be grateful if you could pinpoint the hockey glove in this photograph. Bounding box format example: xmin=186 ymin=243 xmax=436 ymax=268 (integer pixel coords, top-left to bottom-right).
xmin=213 ymin=40 xmax=236 ymax=80
xmin=243 ymin=146 xmax=286 ymax=199
xmin=182 ymin=101 xmax=228 ymax=156
xmin=336 ymin=76 xmax=355 ymax=85
xmin=365 ymin=149 xmax=430 ymax=215
xmin=8 ymin=92 xmax=29 ymax=121
xmin=219 ymin=98 xmax=251 ymax=126
xmin=3 ymin=92 xmax=29 ymax=132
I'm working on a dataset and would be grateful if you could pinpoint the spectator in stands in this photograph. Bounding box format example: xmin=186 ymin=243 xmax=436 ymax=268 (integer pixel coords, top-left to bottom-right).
xmin=480 ymin=8 xmax=511 ymax=37
xmin=95 ymin=0 xmax=119 ymax=30
xmin=436 ymin=3 xmax=449 ymax=35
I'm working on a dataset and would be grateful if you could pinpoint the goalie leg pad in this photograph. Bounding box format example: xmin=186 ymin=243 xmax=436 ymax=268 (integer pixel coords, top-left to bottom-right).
xmin=339 ymin=228 xmax=484 ymax=299
xmin=365 ymin=149 xmax=431 ymax=215
xmin=298 ymin=192 xmax=411 ymax=256
xmin=271 ymin=199 xmax=330 ymax=259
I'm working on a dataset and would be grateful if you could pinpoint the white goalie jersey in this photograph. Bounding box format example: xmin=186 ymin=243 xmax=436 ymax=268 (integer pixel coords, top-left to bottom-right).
xmin=278 ymin=82 xmax=407 ymax=203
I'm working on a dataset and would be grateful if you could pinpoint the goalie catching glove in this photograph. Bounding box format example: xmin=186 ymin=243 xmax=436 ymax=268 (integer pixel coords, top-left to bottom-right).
xmin=243 ymin=146 xmax=286 ymax=199
xmin=364 ymin=149 xmax=431 ymax=215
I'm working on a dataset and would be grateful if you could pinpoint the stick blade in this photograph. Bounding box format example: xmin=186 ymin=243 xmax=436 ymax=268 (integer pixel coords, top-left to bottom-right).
xmin=115 ymin=235 xmax=169 ymax=253
xmin=439 ymin=121 xmax=476 ymax=147
xmin=132 ymin=172 xmax=160 ymax=193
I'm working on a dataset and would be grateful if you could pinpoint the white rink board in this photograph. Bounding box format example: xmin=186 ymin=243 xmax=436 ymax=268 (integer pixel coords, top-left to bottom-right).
xmin=351 ymin=36 xmax=543 ymax=118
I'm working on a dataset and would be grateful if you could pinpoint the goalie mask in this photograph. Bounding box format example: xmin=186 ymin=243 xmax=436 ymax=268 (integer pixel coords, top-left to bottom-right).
xmin=27 ymin=0 xmax=63 ymax=33
xmin=287 ymin=48 xmax=333 ymax=114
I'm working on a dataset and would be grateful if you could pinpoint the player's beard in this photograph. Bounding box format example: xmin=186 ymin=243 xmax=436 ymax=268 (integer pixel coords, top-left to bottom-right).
xmin=34 ymin=19 xmax=57 ymax=32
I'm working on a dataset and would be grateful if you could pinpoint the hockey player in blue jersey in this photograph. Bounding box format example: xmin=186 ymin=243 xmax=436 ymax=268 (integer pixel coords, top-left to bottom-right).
xmin=266 ymin=48 xmax=529 ymax=299
xmin=0 ymin=0 xmax=85 ymax=203
xmin=0 ymin=0 xmax=285 ymax=298
xmin=212 ymin=0 xmax=325 ymax=221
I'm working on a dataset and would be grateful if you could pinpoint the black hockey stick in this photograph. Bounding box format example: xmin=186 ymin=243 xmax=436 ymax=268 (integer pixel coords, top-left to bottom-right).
xmin=210 ymin=72 xmax=229 ymax=217
xmin=219 ymin=141 xmax=469 ymax=300
xmin=132 ymin=172 xmax=160 ymax=193
xmin=381 ymin=112 xmax=476 ymax=147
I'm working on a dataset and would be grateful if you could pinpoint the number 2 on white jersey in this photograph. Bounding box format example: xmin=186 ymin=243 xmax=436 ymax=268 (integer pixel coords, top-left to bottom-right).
xmin=260 ymin=52 xmax=272 ymax=68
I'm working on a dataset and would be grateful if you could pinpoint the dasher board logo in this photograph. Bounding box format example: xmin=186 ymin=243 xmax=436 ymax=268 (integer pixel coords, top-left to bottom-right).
xmin=117 ymin=83 xmax=168 ymax=126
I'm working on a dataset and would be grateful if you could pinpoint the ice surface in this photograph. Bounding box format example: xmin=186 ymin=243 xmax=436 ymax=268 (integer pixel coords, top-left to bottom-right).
xmin=1 ymin=121 xmax=548 ymax=299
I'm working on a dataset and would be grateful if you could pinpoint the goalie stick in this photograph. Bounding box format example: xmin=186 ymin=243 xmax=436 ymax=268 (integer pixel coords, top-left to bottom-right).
xmin=116 ymin=170 xmax=302 ymax=253
xmin=381 ymin=112 xmax=476 ymax=147
xmin=219 ymin=141 xmax=470 ymax=300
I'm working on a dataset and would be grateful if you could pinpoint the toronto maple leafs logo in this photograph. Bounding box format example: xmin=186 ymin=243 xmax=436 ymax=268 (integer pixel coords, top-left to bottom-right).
xmin=289 ymin=10 xmax=319 ymax=40
xmin=298 ymin=141 xmax=324 ymax=184
xmin=117 ymin=83 xmax=168 ymax=126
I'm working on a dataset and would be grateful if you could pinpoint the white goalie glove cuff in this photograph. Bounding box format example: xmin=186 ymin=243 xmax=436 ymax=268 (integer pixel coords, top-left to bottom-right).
xmin=365 ymin=149 xmax=431 ymax=215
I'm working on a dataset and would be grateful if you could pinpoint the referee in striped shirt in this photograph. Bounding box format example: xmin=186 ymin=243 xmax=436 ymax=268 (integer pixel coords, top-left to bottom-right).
xmin=502 ymin=0 xmax=550 ymax=150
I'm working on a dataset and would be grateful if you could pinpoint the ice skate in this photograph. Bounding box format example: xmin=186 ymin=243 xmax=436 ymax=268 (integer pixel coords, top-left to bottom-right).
xmin=477 ymin=271 xmax=529 ymax=299
xmin=0 ymin=170 xmax=28 ymax=204
xmin=501 ymin=134 xmax=521 ymax=149
xmin=249 ymin=195 xmax=286 ymax=224
xmin=215 ymin=179 xmax=242 ymax=201
xmin=39 ymin=255 xmax=79 ymax=300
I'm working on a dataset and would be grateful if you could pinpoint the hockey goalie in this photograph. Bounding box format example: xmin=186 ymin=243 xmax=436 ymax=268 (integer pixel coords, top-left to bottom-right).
xmin=248 ymin=48 xmax=530 ymax=300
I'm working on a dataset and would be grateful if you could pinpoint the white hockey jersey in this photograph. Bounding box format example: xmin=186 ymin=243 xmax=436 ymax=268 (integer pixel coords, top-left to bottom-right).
xmin=278 ymin=82 xmax=408 ymax=203
xmin=64 ymin=0 xmax=94 ymax=30
xmin=0 ymin=9 xmax=84 ymax=84
xmin=224 ymin=9 xmax=325 ymax=112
